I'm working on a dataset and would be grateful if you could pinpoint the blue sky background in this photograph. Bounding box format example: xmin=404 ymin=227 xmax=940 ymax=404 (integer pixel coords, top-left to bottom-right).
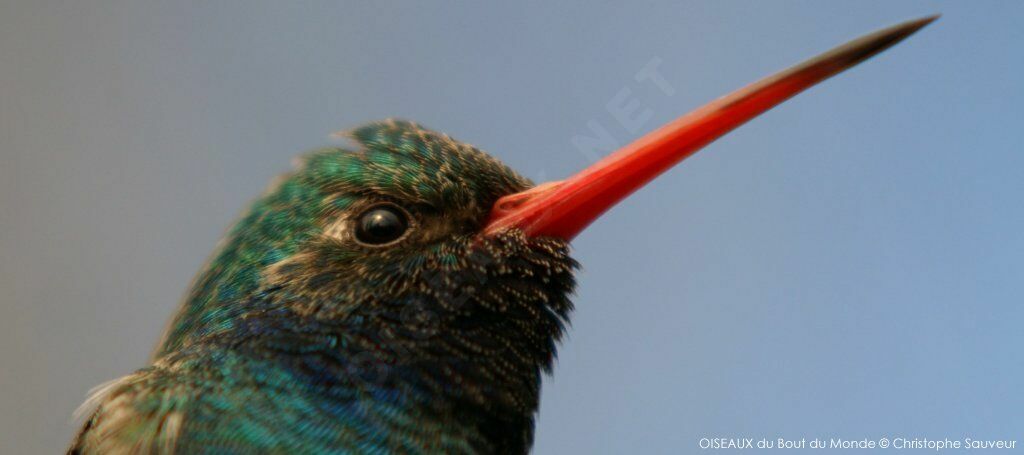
xmin=2 ymin=1 xmax=1022 ymax=453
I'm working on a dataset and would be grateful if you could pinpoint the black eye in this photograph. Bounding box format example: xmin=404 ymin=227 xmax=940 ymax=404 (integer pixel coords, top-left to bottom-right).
xmin=354 ymin=204 xmax=410 ymax=245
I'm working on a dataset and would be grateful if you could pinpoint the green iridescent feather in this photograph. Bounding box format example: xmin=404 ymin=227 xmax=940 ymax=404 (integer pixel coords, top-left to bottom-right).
xmin=71 ymin=120 xmax=577 ymax=454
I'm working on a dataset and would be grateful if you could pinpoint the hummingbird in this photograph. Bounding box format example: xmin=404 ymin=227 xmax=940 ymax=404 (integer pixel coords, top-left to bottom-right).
xmin=70 ymin=16 xmax=935 ymax=454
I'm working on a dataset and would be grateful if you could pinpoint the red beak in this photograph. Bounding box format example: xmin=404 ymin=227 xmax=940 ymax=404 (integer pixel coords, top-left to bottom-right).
xmin=484 ymin=15 xmax=937 ymax=240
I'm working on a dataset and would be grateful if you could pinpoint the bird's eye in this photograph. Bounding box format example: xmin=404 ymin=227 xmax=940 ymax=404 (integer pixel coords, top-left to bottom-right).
xmin=354 ymin=204 xmax=410 ymax=246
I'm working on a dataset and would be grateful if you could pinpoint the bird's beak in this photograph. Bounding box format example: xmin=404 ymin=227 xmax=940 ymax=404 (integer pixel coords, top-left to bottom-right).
xmin=484 ymin=15 xmax=937 ymax=240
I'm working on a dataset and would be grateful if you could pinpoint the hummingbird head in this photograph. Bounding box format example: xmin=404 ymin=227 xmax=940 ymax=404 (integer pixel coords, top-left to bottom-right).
xmin=255 ymin=119 xmax=573 ymax=325
xmin=158 ymin=120 xmax=579 ymax=428
xmin=154 ymin=15 xmax=933 ymax=449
